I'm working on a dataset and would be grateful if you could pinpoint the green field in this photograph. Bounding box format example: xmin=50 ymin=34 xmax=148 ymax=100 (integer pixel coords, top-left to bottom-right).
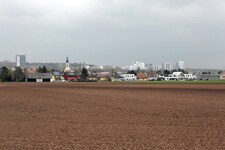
xmin=117 ymin=80 xmax=225 ymax=84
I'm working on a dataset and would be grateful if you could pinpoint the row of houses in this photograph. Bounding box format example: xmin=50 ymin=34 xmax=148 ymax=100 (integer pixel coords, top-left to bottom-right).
xmin=25 ymin=71 xmax=150 ymax=82
xmin=25 ymin=71 xmax=225 ymax=82
xmin=25 ymin=58 xmax=225 ymax=82
xmin=26 ymin=71 xmax=79 ymax=82
xmin=157 ymin=72 xmax=225 ymax=81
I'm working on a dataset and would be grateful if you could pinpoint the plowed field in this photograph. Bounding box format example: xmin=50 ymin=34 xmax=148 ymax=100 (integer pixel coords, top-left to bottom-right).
xmin=0 ymin=83 xmax=225 ymax=149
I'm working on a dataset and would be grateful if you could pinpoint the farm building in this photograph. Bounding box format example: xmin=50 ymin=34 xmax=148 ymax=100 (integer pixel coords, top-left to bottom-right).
xmin=197 ymin=74 xmax=220 ymax=80
xmin=26 ymin=73 xmax=52 ymax=82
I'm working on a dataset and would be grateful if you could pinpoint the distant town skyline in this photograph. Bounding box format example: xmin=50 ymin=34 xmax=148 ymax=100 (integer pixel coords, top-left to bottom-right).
xmin=0 ymin=54 xmax=224 ymax=70
xmin=0 ymin=0 xmax=225 ymax=69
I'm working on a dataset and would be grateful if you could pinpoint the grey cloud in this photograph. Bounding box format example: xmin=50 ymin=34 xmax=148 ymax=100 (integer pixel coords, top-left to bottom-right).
xmin=0 ymin=0 xmax=225 ymax=69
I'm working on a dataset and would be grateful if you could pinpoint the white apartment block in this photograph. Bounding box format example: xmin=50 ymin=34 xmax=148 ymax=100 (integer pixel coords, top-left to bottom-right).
xmin=129 ymin=61 xmax=149 ymax=70
xmin=16 ymin=54 xmax=26 ymax=67
xmin=162 ymin=62 xmax=172 ymax=71
xmin=176 ymin=61 xmax=185 ymax=70
xmin=153 ymin=65 xmax=162 ymax=71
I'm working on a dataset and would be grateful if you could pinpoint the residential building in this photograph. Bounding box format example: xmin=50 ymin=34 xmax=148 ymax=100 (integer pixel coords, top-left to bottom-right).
xmin=220 ymin=73 xmax=225 ymax=80
xmin=136 ymin=73 xmax=148 ymax=81
xmin=120 ymin=74 xmax=137 ymax=81
xmin=162 ymin=62 xmax=172 ymax=71
xmin=130 ymin=61 xmax=149 ymax=70
xmin=96 ymin=72 xmax=111 ymax=82
xmin=87 ymin=74 xmax=98 ymax=81
xmin=111 ymin=73 xmax=124 ymax=82
xmin=147 ymin=71 xmax=157 ymax=81
xmin=169 ymin=72 xmax=185 ymax=80
xmin=16 ymin=54 xmax=26 ymax=67
xmin=176 ymin=61 xmax=185 ymax=70
xmin=63 ymin=72 xmax=79 ymax=81
xmin=184 ymin=74 xmax=196 ymax=80
xmin=153 ymin=65 xmax=162 ymax=71
xmin=52 ymin=71 xmax=63 ymax=82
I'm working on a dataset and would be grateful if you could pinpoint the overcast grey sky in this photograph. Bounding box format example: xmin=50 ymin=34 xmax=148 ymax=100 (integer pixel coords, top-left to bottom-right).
xmin=0 ymin=0 xmax=225 ymax=69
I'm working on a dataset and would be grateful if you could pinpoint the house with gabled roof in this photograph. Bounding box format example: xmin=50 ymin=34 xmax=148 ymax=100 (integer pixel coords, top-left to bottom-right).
xmin=63 ymin=71 xmax=79 ymax=82
xmin=96 ymin=72 xmax=111 ymax=82
xmin=147 ymin=71 xmax=157 ymax=81
xmin=136 ymin=73 xmax=148 ymax=81
xmin=169 ymin=72 xmax=185 ymax=80
xmin=111 ymin=72 xmax=124 ymax=81
xmin=52 ymin=71 xmax=63 ymax=82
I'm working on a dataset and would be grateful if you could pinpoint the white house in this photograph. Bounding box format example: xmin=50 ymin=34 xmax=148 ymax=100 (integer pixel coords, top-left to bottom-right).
xmin=184 ymin=74 xmax=196 ymax=80
xmin=120 ymin=74 xmax=137 ymax=81
xmin=220 ymin=73 xmax=225 ymax=80
xmin=168 ymin=72 xmax=195 ymax=80
xmin=169 ymin=72 xmax=185 ymax=80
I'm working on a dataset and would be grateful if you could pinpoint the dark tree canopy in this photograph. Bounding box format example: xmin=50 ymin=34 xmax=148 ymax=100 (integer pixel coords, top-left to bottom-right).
xmin=163 ymin=70 xmax=171 ymax=75
xmin=13 ymin=67 xmax=25 ymax=82
xmin=218 ymin=71 xmax=223 ymax=74
xmin=127 ymin=70 xmax=137 ymax=76
xmin=81 ymin=68 xmax=89 ymax=80
xmin=178 ymin=69 xmax=188 ymax=74
xmin=171 ymin=69 xmax=177 ymax=73
xmin=156 ymin=70 xmax=163 ymax=76
xmin=0 ymin=66 xmax=11 ymax=82
xmin=42 ymin=66 xmax=47 ymax=73
xmin=38 ymin=66 xmax=48 ymax=73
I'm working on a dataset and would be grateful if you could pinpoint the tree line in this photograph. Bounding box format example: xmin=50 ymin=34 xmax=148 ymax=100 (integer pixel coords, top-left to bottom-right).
xmin=0 ymin=65 xmax=53 ymax=82
xmin=0 ymin=66 xmax=89 ymax=82
xmin=0 ymin=66 xmax=25 ymax=82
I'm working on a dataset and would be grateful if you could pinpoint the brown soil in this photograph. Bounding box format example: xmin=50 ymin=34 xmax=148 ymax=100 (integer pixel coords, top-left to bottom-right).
xmin=0 ymin=82 xmax=225 ymax=149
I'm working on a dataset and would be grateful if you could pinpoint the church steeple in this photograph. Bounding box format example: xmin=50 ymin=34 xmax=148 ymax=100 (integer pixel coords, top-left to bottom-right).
xmin=64 ymin=57 xmax=71 ymax=72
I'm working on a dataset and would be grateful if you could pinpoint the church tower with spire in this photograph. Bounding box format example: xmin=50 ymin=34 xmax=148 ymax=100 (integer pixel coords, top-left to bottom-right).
xmin=64 ymin=57 xmax=71 ymax=72
xmin=63 ymin=57 xmax=78 ymax=81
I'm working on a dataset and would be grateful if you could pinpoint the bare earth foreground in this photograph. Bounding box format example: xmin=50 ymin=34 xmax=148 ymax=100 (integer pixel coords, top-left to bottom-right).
xmin=0 ymin=83 xmax=225 ymax=149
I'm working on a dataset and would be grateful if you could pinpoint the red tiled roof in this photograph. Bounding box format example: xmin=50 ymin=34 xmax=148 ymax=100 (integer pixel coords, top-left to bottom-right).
xmin=137 ymin=73 xmax=148 ymax=79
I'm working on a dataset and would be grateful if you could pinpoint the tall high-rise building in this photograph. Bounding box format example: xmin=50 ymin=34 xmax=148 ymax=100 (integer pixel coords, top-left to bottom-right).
xmin=153 ymin=65 xmax=162 ymax=71
xmin=176 ymin=61 xmax=185 ymax=70
xmin=129 ymin=61 xmax=149 ymax=70
xmin=16 ymin=54 xmax=26 ymax=67
xmin=162 ymin=62 xmax=172 ymax=71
